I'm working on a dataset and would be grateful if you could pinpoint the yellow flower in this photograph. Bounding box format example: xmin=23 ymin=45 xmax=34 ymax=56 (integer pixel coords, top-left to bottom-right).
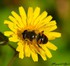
xmin=4 ymin=6 xmax=61 ymax=62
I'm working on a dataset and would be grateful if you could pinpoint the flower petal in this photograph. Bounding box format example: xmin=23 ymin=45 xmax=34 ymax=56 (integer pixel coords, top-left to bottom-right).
xmin=11 ymin=11 xmax=24 ymax=27
xmin=47 ymin=25 xmax=57 ymax=32
xmin=31 ymin=7 xmax=40 ymax=25
xmin=38 ymin=20 xmax=57 ymax=32
xmin=19 ymin=6 xmax=26 ymax=26
xmin=27 ymin=7 xmax=33 ymax=25
xmin=40 ymin=44 xmax=52 ymax=58
xmin=28 ymin=44 xmax=38 ymax=62
xmin=34 ymin=11 xmax=48 ymax=26
xmin=39 ymin=25 xmax=57 ymax=33
xmin=47 ymin=20 xmax=56 ymax=26
xmin=50 ymin=32 xmax=61 ymax=37
xmin=4 ymin=20 xmax=17 ymax=32
xmin=31 ymin=50 xmax=38 ymax=62
xmin=4 ymin=31 xmax=13 ymax=36
xmin=36 ymin=15 xmax=53 ymax=29
xmin=9 ymin=16 xmax=21 ymax=28
xmin=16 ymin=41 xmax=24 ymax=59
xmin=33 ymin=7 xmax=40 ymax=20
xmin=39 ymin=48 xmax=47 ymax=61
xmin=43 ymin=15 xmax=53 ymax=24
xmin=25 ymin=43 xmax=31 ymax=57
xmin=46 ymin=42 xmax=57 ymax=51
xmin=44 ymin=32 xmax=61 ymax=40
xmin=9 ymin=35 xmax=18 ymax=42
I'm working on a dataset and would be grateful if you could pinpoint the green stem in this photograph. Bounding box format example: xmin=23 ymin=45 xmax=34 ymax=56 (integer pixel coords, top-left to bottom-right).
xmin=8 ymin=52 xmax=18 ymax=66
xmin=8 ymin=44 xmax=16 ymax=52
xmin=7 ymin=43 xmax=18 ymax=66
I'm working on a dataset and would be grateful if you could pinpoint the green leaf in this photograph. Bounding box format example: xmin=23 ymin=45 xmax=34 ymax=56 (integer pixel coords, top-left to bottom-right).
xmin=0 ymin=32 xmax=8 ymax=45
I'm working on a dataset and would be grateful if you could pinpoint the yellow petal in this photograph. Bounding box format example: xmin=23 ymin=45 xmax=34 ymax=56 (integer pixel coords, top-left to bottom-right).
xmin=50 ymin=32 xmax=61 ymax=37
xmin=16 ymin=41 xmax=23 ymax=51
xmin=39 ymin=48 xmax=47 ymax=61
xmin=16 ymin=42 xmax=24 ymax=59
xmin=41 ymin=20 xmax=56 ymax=30
xmin=29 ymin=44 xmax=38 ymax=62
xmin=40 ymin=44 xmax=52 ymax=58
xmin=19 ymin=52 xmax=24 ymax=59
xmin=33 ymin=7 xmax=40 ymax=21
xmin=27 ymin=7 xmax=33 ymax=25
xmin=44 ymin=20 xmax=57 ymax=32
xmin=39 ymin=25 xmax=57 ymax=33
xmin=36 ymin=15 xmax=52 ymax=29
xmin=31 ymin=51 xmax=38 ymax=62
xmin=48 ymin=25 xmax=57 ymax=32
xmin=43 ymin=15 xmax=53 ymax=23
xmin=30 ymin=44 xmax=47 ymax=61
xmin=25 ymin=43 xmax=31 ymax=57
xmin=9 ymin=35 xmax=18 ymax=42
xmin=19 ymin=6 xmax=26 ymax=26
xmin=4 ymin=31 xmax=13 ymax=36
xmin=46 ymin=42 xmax=57 ymax=51
xmin=44 ymin=32 xmax=61 ymax=40
xmin=44 ymin=25 xmax=57 ymax=32
xmin=11 ymin=11 xmax=24 ymax=27
xmin=47 ymin=20 xmax=56 ymax=26
xmin=9 ymin=16 xmax=21 ymax=28
xmin=31 ymin=7 xmax=40 ymax=25
xmin=34 ymin=11 xmax=48 ymax=26
xmin=4 ymin=20 xmax=17 ymax=32
xmin=28 ymin=7 xmax=33 ymax=19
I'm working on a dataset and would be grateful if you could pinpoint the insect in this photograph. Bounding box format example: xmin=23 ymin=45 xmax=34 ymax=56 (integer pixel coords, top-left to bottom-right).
xmin=22 ymin=30 xmax=36 ymax=41
xmin=22 ymin=30 xmax=48 ymax=44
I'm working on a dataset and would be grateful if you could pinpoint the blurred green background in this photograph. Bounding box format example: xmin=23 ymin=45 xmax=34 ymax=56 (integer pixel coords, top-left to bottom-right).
xmin=0 ymin=0 xmax=70 ymax=66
